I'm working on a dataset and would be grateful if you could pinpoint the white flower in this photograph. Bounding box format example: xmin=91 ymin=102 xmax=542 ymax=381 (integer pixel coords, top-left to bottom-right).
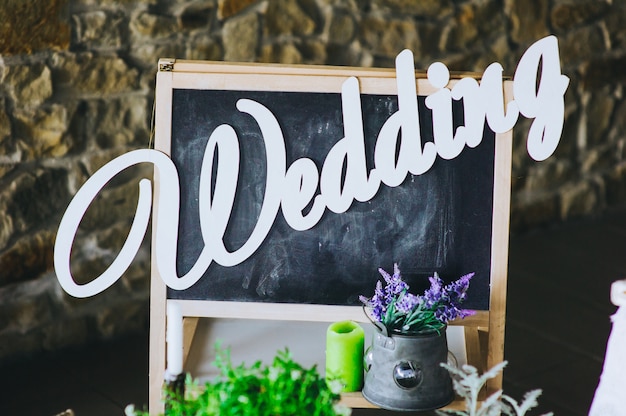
xmin=268 ymin=366 xmax=280 ymax=382
xmin=327 ymin=378 xmax=344 ymax=395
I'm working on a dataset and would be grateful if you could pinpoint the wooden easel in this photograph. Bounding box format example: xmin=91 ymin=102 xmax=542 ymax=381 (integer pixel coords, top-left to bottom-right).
xmin=149 ymin=59 xmax=512 ymax=414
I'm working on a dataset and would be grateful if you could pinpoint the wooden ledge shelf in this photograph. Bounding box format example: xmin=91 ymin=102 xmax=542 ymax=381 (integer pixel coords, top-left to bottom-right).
xmin=340 ymin=391 xmax=467 ymax=411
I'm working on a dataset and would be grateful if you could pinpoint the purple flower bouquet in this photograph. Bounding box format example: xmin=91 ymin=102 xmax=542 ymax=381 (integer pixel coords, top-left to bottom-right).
xmin=360 ymin=263 xmax=475 ymax=335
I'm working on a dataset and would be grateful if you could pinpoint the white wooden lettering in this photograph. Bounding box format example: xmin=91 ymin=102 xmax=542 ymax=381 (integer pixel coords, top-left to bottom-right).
xmin=450 ymin=77 xmax=484 ymax=149
xmin=426 ymin=62 xmax=465 ymax=160
xmin=375 ymin=49 xmax=437 ymax=189
xmin=321 ymin=76 xmax=381 ymax=213
xmin=54 ymin=36 xmax=569 ymax=297
xmin=514 ymin=36 xmax=570 ymax=161
xmin=54 ymin=150 xmax=173 ymax=297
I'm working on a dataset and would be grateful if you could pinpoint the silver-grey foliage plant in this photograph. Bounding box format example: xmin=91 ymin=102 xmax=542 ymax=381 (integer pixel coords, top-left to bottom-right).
xmin=437 ymin=361 xmax=553 ymax=416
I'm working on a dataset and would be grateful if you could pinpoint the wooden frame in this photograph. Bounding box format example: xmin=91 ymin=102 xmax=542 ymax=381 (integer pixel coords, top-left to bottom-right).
xmin=149 ymin=59 xmax=512 ymax=413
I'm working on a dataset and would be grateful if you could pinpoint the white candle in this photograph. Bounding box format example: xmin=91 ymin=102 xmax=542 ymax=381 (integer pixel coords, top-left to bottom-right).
xmin=166 ymin=301 xmax=184 ymax=376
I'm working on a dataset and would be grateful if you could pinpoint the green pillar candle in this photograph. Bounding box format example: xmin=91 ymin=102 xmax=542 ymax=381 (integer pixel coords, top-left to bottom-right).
xmin=326 ymin=320 xmax=365 ymax=392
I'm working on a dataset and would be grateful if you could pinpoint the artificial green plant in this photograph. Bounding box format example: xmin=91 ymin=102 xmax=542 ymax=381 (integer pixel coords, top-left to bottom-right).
xmin=126 ymin=346 xmax=350 ymax=416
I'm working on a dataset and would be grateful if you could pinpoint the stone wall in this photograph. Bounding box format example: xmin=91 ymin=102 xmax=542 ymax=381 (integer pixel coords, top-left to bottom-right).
xmin=1 ymin=0 xmax=625 ymax=360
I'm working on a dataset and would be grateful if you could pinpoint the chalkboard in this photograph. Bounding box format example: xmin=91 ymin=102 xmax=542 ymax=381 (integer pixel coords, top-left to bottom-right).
xmin=167 ymin=88 xmax=495 ymax=311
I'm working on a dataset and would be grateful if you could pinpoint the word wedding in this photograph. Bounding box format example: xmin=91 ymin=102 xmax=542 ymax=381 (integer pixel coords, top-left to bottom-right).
xmin=54 ymin=36 xmax=569 ymax=298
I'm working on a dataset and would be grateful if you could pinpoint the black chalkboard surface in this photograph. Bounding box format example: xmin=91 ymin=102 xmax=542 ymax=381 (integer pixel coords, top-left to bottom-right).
xmin=167 ymin=89 xmax=495 ymax=311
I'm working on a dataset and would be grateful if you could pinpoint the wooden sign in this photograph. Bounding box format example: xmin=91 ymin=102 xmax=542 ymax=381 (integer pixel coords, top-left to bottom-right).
xmin=149 ymin=55 xmax=513 ymax=412
xmin=52 ymin=36 xmax=569 ymax=413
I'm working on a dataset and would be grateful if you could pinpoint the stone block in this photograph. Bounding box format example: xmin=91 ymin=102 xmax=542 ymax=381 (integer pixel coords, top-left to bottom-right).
xmin=584 ymin=89 xmax=615 ymax=147
xmin=179 ymin=2 xmax=215 ymax=30
xmin=559 ymin=179 xmax=601 ymax=220
xmin=557 ymin=98 xmax=581 ymax=159
xmin=3 ymin=167 xmax=71 ymax=234
xmin=98 ymin=220 xmax=149 ymax=264
xmin=67 ymin=254 xmax=113 ymax=288
xmin=505 ymin=0 xmax=549 ymax=45
xmin=1 ymin=63 xmax=53 ymax=108
xmin=0 ymin=210 xmax=13 ymax=252
xmin=302 ymin=39 xmax=328 ymax=64
xmin=13 ymin=105 xmax=70 ymax=159
xmin=473 ymin=35 xmax=511 ymax=72
xmin=78 ymin=175 xmax=143 ymax=231
xmin=0 ymin=97 xmax=11 ymax=143
xmin=375 ymin=0 xmax=452 ymax=17
xmin=130 ymin=42 xmax=187 ymax=70
xmin=359 ymin=15 xmax=420 ymax=59
xmin=551 ymin=0 xmax=611 ymax=33
xmin=604 ymin=4 xmax=626 ymax=49
xmin=57 ymin=100 xmax=90 ymax=153
xmin=79 ymin=148 xmax=130 ymax=176
xmin=326 ymin=42 xmax=369 ymax=67
xmin=442 ymin=50 xmax=483 ymax=73
xmin=414 ymin=22 xmax=443 ymax=61
xmin=74 ymin=0 xmax=153 ymax=5
xmin=264 ymin=0 xmax=318 ymax=36
xmin=0 ymin=0 xmax=70 ymax=55
xmin=0 ymin=230 xmax=56 ymax=287
xmin=218 ymin=0 xmax=259 ymax=20
xmin=130 ymin=10 xmax=179 ymax=38
xmin=580 ymin=54 xmax=626 ymax=90
xmin=612 ymin=96 xmax=626 ymax=138
xmin=92 ymin=96 xmax=150 ymax=149
xmin=67 ymin=94 xmax=151 ymax=151
xmin=523 ymin=160 xmax=574 ymax=194
xmin=559 ymin=25 xmax=607 ymax=66
xmin=186 ymin=34 xmax=224 ymax=61
xmin=328 ymin=10 xmax=356 ymax=45
xmin=444 ymin=6 xmax=481 ymax=53
xmin=120 ymin=243 xmax=151 ymax=294
xmin=474 ymin=0 xmax=507 ymax=38
xmin=50 ymin=52 xmax=139 ymax=95
xmin=223 ymin=11 xmax=260 ymax=62
xmin=260 ymin=43 xmax=302 ymax=64
xmin=72 ymin=10 xmax=125 ymax=50
xmin=580 ymin=144 xmax=619 ymax=175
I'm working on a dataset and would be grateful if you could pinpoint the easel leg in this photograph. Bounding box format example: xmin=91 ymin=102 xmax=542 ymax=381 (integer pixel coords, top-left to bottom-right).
xmin=183 ymin=317 xmax=200 ymax=367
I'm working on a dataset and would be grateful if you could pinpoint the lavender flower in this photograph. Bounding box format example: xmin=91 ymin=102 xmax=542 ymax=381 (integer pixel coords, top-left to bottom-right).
xmin=434 ymin=305 xmax=475 ymax=323
xmin=378 ymin=264 xmax=408 ymax=298
xmin=444 ymin=272 xmax=474 ymax=303
xmin=423 ymin=272 xmax=444 ymax=308
xmin=371 ymin=280 xmax=386 ymax=321
xmin=360 ymin=264 xmax=476 ymax=335
xmin=396 ymin=292 xmax=419 ymax=314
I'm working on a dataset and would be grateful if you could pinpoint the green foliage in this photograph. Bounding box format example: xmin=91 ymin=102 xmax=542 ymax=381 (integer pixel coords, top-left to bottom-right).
xmin=126 ymin=346 xmax=351 ymax=416
xmin=436 ymin=361 xmax=553 ymax=416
